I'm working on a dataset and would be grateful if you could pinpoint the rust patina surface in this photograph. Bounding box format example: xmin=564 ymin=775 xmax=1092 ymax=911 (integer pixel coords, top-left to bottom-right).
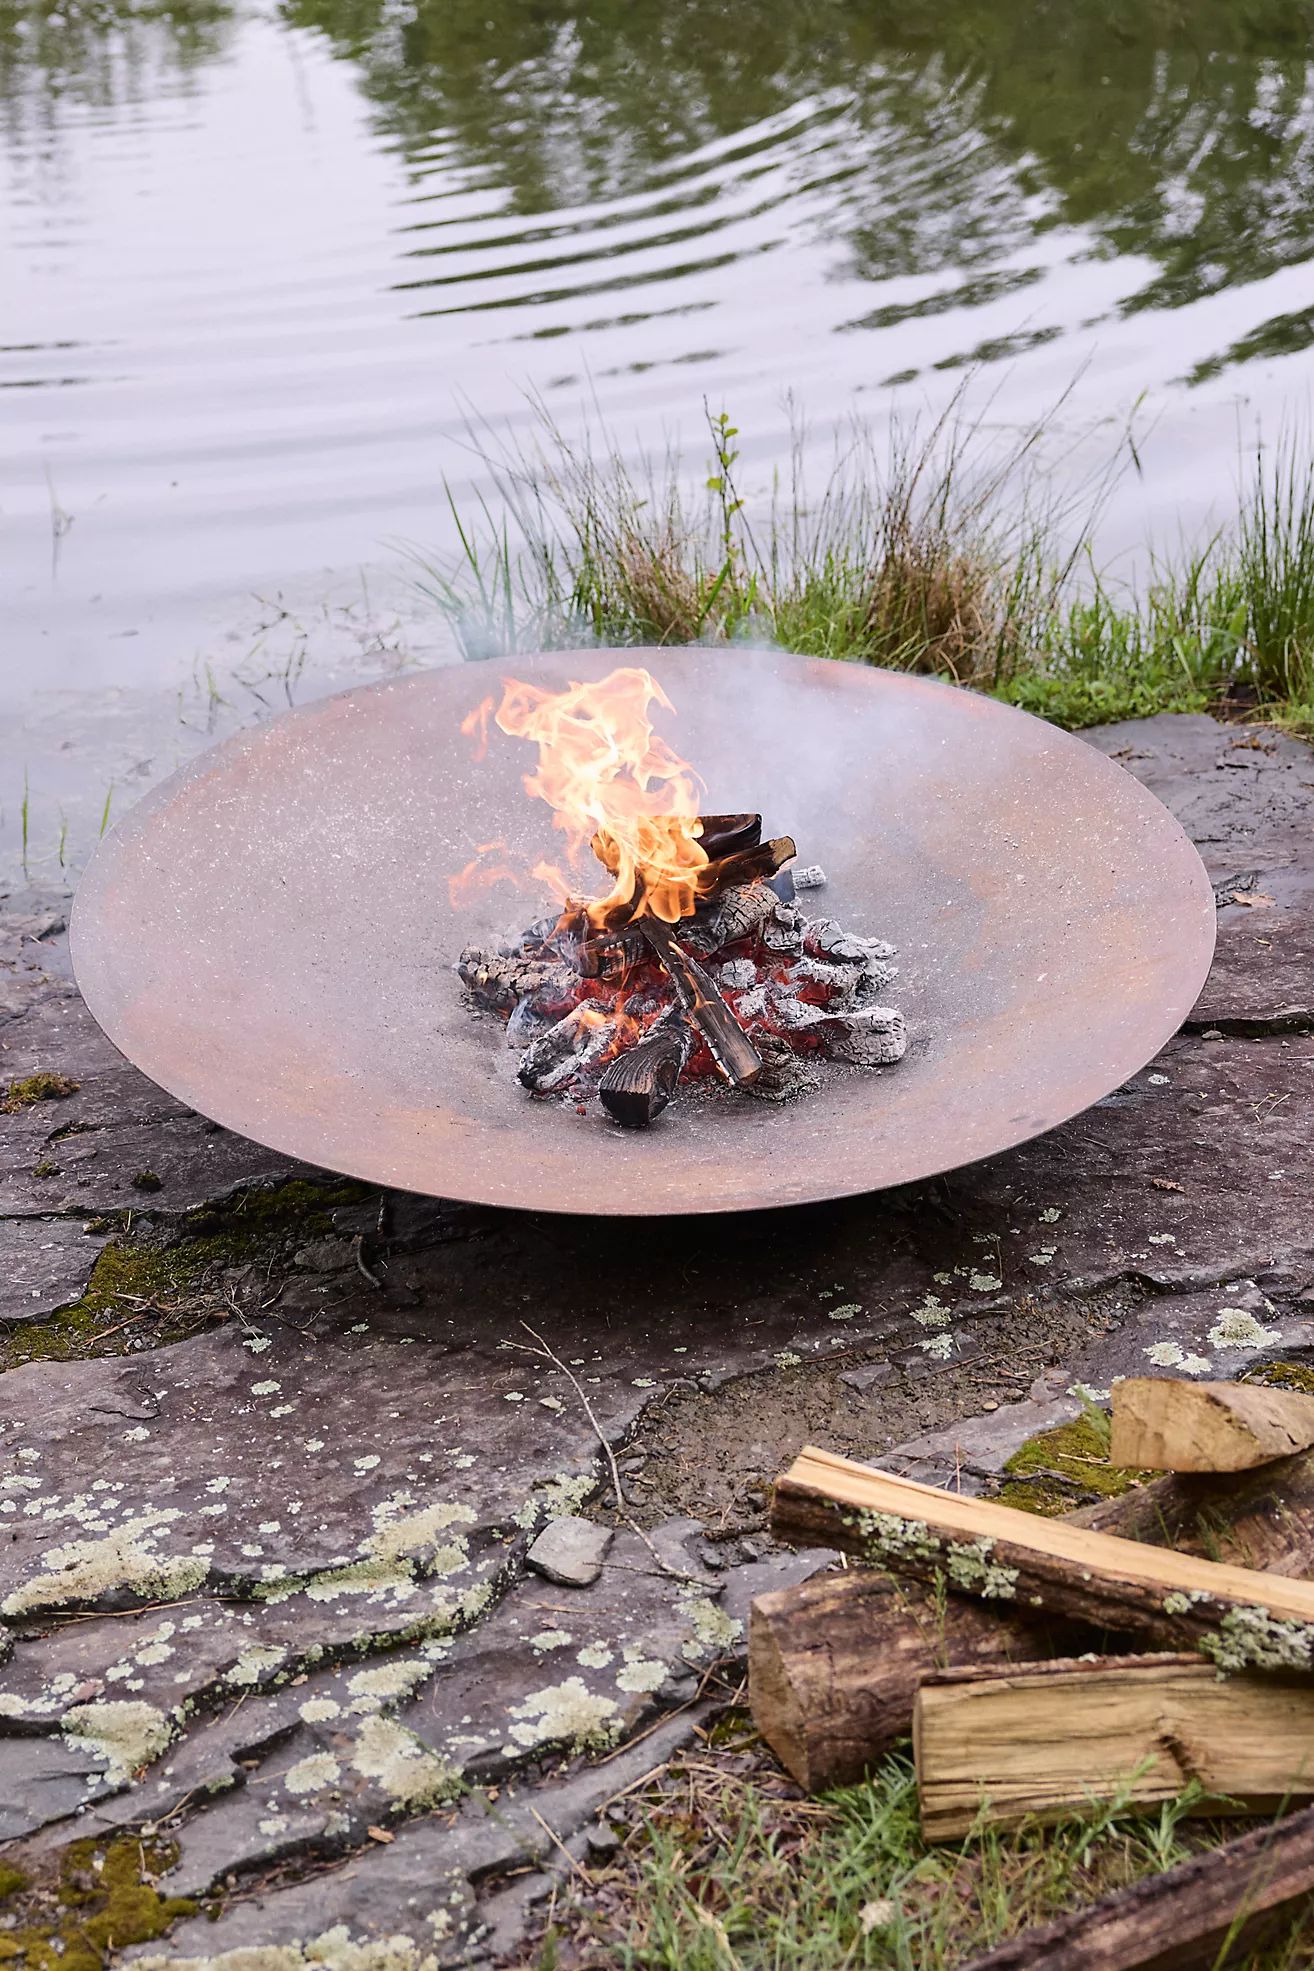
xmin=68 ymin=652 xmax=1215 ymax=1213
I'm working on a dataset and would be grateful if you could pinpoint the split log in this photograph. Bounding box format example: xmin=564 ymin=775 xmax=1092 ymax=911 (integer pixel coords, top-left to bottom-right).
xmin=752 ymin=1440 xmax=1314 ymax=1791
xmin=957 ymin=1795 xmax=1314 ymax=1971
xmin=769 ymin=1447 xmax=1314 ymax=1670
xmin=1110 ymin=1377 xmax=1314 ymax=1472
xmin=749 ymin=1569 xmax=1107 ymax=1791
xmin=698 ymin=833 xmax=796 ymax=898
xmin=598 ymin=1020 xmax=692 ymax=1128
xmin=914 ymin=1654 xmax=1314 ymax=1841
xmin=640 ymin=918 xmax=761 ymax=1086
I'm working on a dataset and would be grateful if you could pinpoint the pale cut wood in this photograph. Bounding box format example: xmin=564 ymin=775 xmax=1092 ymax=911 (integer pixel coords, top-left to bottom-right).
xmin=748 ymin=1570 xmax=1103 ymax=1791
xmin=751 ymin=1449 xmax=1314 ymax=1794
xmin=914 ymin=1653 xmax=1314 ymax=1840
xmin=770 ymin=1446 xmax=1314 ymax=1669
xmin=958 ymin=1796 xmax=1314 ymax=1971
xmin=1110 ymin=1377 xmax=1314 ymax=1472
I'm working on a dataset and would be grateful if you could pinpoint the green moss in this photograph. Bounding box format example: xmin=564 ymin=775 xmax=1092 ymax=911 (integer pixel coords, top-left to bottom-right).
xmin=0 ymin=1864 xmax=27 ymax=1901
xmin=31 ymin=1158 xmax=58 ymax=1178
xmin=0 ymin=1837 xmax=194 ymax=1970
xmin=0 ymin=1178 xmax=369 ymax=1374
xmin=1243 ymin=1360 xmax=1314 ymax=1396
xmin=996 ymin=1413 xmax=1146 ymax=1516
xmin=0 ymin=1071 xmax=79 ymax=1114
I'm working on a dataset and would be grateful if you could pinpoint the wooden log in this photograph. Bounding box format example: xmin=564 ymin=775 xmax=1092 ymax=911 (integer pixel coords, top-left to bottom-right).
xmin=748 ymin=1569 xmax=1106 ymax=1791
xmin=769 ymin=1446 xmax=1314 ymax=1671
xmin=640 ymin=918 xmax=761 ymax=1086
xmin=914 ymin=1653 xmax=1314 ymax=1841
xmin=752 ymin=1443 xmax=1314 ymax=1793
xmin=597 ymin=1020 xmax=692 ymax=1128
xmin=696 ymin=813 xmax=762 ymax=859
xmin=1110 ymin=1377 xmax=1314 ymax=1472
xmin=957 ymin=1797 xmax=1314 ymax=1971
xmin=697 ymin=834 xmax=796 ymax=898
xmin=1068 ymin=1447 xmax=1314 ymax=1577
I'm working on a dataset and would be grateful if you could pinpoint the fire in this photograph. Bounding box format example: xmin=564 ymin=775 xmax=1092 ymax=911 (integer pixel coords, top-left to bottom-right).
xmin=460 ymin=667 xmax=710 ymax=930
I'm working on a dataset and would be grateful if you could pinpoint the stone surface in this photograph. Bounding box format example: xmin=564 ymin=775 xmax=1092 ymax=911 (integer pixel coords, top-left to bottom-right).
xmin=525 ymin=1514 xmax=614 ymax=1587
xmin=1 ymin=711 xmax=1313 ymax=1962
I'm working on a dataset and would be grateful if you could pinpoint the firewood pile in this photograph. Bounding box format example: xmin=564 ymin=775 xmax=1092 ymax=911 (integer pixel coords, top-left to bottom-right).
xmin=751 ymin=1374 xmax=1314 ymax=1971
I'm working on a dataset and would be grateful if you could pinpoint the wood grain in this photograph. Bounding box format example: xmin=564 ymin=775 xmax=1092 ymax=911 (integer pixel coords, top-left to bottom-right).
xmin=1110 ymin=1377 xmax=1314 ymax=1472
xmin=914 ymin=1653 xmax=1314 ymax=1839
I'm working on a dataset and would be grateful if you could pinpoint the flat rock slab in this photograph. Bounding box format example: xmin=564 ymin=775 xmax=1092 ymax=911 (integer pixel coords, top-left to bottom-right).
xmin=0 ymin=711 xmax=1312 ymax=1964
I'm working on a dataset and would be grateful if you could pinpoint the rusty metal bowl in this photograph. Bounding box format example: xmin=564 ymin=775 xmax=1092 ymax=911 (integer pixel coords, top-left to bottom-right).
xmin=70 ymin=650 xmax=1215 ymax=1216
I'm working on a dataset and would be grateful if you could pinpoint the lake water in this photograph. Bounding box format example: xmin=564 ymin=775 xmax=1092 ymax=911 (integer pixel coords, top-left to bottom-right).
xmin=5 ymin=0 xmax=1314 ymax=863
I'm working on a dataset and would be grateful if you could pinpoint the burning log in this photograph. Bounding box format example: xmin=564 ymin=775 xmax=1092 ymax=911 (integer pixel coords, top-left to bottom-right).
xmin=598 ymin=1018 xmax=693 ymax=1128
xmin=699 ymin=834 xmax=797 ymax=898
xmin=459 ymin=947 xmax=580 ymax=1016
xmin=681 ymin=880 xmax=780 ymax=955
xmin=696 ymin=813 xmax=762 ymax=858
xmin=516 ymin=1003 xmax=611 ymax=1093
xmin=639 ymin=917 xmax=762 ymax=1087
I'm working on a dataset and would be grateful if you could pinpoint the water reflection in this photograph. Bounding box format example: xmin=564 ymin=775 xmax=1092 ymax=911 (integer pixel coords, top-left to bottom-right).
xmin=280 ymin=0 xmax=1314 ymax=337
xmin=5 ymin=0 xmax=1314 ymax=709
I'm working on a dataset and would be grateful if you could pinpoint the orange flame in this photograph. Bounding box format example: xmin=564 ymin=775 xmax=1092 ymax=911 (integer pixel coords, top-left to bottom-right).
xmin=483 ymin=667 xmax=710 ymax=930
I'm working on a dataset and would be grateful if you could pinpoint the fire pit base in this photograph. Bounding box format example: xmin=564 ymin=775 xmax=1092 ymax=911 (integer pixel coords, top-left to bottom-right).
xmin=69 ymin=650 xmax=1215 ymax=1215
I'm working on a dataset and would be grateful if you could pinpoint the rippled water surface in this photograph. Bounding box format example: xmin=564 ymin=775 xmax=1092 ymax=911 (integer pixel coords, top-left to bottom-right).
xmin=6 ymin=0 xmax=1314 ymax=711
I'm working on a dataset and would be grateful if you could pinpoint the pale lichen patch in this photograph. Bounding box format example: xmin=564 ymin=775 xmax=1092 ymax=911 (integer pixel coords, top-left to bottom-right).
xmin=506 ymin=1678 xmax=621 ymax=1753
xmin=3 ymin=1510 xmax=210 ymax=1617
xmin=350 ymin=1715 xmax=459 ymax=1807
xmin=61 ymin=1698 xmax=173 ymax=1782
xmin=284 ymin=1751 xmax=342 ymax=1796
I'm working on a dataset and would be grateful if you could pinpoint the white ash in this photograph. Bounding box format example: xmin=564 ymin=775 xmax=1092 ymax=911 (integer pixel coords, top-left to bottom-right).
xmin=794 ymin=865 xmax=827 ymax=889
xmin=719 ymin=958 xmax=759 ymax=991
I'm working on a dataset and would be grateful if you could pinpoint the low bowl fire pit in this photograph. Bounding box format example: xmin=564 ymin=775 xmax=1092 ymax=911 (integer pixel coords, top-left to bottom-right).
xmin=70 ymin=649 xmax=1215 ymax=1216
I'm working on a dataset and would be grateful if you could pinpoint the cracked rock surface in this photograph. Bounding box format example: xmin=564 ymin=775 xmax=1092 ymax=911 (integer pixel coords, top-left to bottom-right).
xmin=0 ymin=711 xmax=1312 ymax=1965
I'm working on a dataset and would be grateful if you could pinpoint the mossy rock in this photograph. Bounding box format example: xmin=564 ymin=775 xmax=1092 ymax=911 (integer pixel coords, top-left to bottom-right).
xmin=0 ymin=1837 xmax=194 ymax=1969
xmin=996 ymin=1412 xmax=1147 ymax=1517
xmin=0 ymin=1177 xmax=369 ymax=1374
xmin=1243 ymin=1360 xmax=1314 ymax=1397
xmin=0 ymin=1072 xmax=79 ymax=1114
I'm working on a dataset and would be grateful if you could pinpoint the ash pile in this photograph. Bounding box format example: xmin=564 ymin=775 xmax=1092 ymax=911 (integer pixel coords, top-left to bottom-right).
xmin=457 ymin=812 xmax=908 ymax=1129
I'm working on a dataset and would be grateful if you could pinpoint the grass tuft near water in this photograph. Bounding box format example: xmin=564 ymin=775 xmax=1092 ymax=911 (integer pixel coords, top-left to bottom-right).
xmin=416 ymin=403 xmax=1314 ymax=737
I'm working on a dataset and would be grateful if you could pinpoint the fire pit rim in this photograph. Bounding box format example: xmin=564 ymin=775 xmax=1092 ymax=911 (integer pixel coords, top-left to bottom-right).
xmin=69 ymin=649 xmax=1217 ymax=1217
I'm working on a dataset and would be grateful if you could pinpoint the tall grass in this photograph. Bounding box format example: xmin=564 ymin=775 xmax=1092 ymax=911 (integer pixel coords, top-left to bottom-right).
xmin=415 ymin=403 xmax=1314 ymax=736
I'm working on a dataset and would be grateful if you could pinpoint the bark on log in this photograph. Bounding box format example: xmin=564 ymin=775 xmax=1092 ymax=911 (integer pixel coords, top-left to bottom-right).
xmin=1067 ymin=1446 xmax=1314 ymax=1578
xmin=748 ymin=1569 xmax=1109 ymax=1791
xmin=1109 ymin=1377 xmax=1314 ymax=1473
xmin=752 ymin=1442 xmax=1314 ymax=1793
xmin=914 ymin=1654 xmax=1314 ymax=1840
xmin=956 ymin=1797 xmax=1314 ymax=1971
xmin=769 ymin=1447 xmax=1314 ymax=1670
xmin=597 ymin=1020 xmax=692 ymax=1127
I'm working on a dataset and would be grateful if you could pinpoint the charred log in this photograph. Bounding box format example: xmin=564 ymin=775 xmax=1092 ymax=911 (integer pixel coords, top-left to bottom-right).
xmin=459 ymin=948 xmax=580 ymax=1015
xmin=640 ymin=918 xmax=762 ymax=1087
xmin=696 ymin=813 xmax=762 ymax=859
xmin=516 ymin=1003 xmax=611 ymax=1093
xmin=598 ymin=1018 xmax=693 ymax=1128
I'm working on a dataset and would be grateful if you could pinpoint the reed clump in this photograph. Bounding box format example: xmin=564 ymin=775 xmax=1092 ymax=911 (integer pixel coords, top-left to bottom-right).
xmin=415 ymin=402 xmax=1314 ymax=737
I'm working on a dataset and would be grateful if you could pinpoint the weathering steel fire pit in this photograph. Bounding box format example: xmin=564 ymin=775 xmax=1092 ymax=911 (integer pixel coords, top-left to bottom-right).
xmin=70 ymin=649 xmax=1216 ymax=1216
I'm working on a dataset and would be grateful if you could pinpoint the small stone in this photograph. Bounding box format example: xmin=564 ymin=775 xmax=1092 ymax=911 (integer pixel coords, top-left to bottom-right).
xmin=293 ymin=1238 xmax=350 ymax=1273
xmin=1201 ymin=1029 xmax=1225 ymax=1042
xmin=840 ymin=1362 xmax=894 ymax=1393
xmin=980 ymin=1397 xmax=999 ymax=1412
xmin=525 ymin=1514 xmax=613 ymax=1587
